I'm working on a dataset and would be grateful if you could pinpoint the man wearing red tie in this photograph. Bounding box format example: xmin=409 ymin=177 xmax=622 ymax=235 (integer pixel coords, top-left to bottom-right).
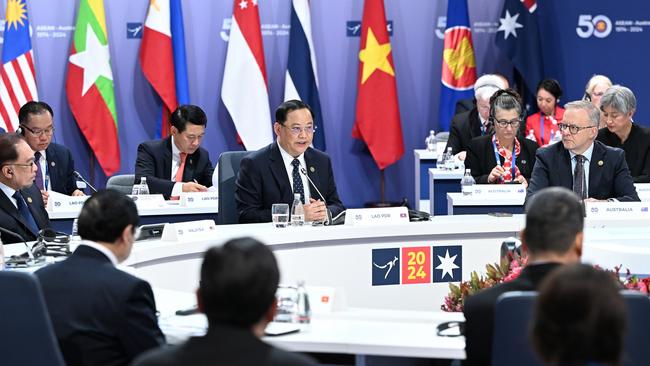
xmin=135 ymin=105 xmax=213 ymax=199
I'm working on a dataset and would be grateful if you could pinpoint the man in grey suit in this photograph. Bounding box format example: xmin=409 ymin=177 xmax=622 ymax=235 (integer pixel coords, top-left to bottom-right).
xmin=526 ymin=100 xmax=639 ymax=202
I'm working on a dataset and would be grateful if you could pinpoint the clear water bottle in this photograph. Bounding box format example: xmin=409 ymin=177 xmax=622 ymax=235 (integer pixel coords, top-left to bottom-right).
xmin=526 ymin=129 xmax=537 ymax=142
xmin=295 ymin=281 xmax=311 ymax=324
xmin=445 ymin=147 xmax=455 ymax=170
xmin=131 ymin=181 xmax=140 ymax=195
xmin=438 ymin=148 xmax=448 ymax=169
xmin=290 ymin=193 xmax=305 ymax=226
xmin=71 ymin=218 xmax=81 ymax=242
xmin=425 ymin=130 xmax=436 ymax=152
xmin=461 ymin=169 xmax=475 ymax=195
xmin=138 ymin=177 xmax=150 ymax=195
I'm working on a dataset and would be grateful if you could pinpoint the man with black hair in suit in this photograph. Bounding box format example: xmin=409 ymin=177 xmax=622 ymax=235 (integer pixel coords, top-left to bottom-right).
xmin=526 ymin=100 xmax=639 ymax=202
xmin=236 ymin=99 xmax=344 ymax=223
xmin=464 ymin=187 xmax=585 ymax=366
xmin=0 ymin=133 xmax=50 ymax=243
xmin=36 ymin=190 xmax=165 ymax=366
xmin=133 ymin=237 xmax=317 ymax=366
xmin=18 ymin=101 xmax=84 ymax=205
xmin=135 ymin=104 xmax=213 ymax=199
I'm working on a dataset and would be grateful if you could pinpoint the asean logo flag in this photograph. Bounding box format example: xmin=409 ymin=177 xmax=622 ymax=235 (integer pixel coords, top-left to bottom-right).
xmin=438 ymin=0 xmax=476 ymax=132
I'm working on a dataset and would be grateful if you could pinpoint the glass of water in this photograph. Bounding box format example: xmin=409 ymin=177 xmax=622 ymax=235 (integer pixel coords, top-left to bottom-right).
xmin=272 ymin=203 xmax=290 ymax=228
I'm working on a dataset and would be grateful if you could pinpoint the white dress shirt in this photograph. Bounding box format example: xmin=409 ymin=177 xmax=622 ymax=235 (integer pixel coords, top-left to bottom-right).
xmin=277 ymin=141 xmax=311 ymax=203
xmin=569 ymin=142 xmax=595 ymax=195
xmin=170 ymin=136 xmax=184 ymax=197
xmin=78 ymin=240 xmax=119 ymax=266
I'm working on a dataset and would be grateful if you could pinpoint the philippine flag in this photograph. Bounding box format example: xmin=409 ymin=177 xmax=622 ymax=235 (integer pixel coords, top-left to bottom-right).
xmin=284 ymin=0 xmax=325 ymax=150
xmin=140 ymin=0 xmax=190 ymax=138
xmin=221 ymin=0 xmax=273 ymax=151
xmin=438 ymin=0 xmax=477 ymax=132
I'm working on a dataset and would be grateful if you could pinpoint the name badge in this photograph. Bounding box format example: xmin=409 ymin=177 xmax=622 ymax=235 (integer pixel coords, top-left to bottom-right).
xmin=471 ymin=184 xmax=526 ymax=196
xmin=47 ymin=191 xmax=89 ymax=213
xmin=585 ymin=202 xmax=650 ymax=218
xmin=161 ymin=219 xmax=217 ymax=242
xmin=128 ymin=194 xmax=166 ymax=210
xmin=179 ymin=191 xmax=219 ymax=208
xmin=344 ymin=207 xmax=409 ymax=226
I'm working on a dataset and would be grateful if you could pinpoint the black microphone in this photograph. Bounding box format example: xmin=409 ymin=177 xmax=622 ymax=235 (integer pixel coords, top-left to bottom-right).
xmin=73 ymin=170 xmax=98 ymax=193
xmin=0 ymin=226 xmax=35 ymax=260
xmin=299 ymin=167 xmax=332 ymax=225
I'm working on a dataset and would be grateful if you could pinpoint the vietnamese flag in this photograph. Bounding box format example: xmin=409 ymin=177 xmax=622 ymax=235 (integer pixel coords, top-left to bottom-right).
xmin=66 ymin=0 xmax=120 ymax=175
xmin=353 ymin=0 xmax=404 ymax=170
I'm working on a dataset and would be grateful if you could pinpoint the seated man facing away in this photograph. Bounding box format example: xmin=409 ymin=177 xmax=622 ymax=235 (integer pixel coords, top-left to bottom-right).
xmin=532 ymin=264 xmax=626 ymax=366
xmin=463 ymin=187 xmax=584 ymax=366
xmin=36 ymin=190 xmax=165 ymax=366
xmin=236 ymin=99 xmax=344 ymax=223
xmin=135 ymin=105 xmax=213 ymax=199
xmin=134 ymin=237 xmax=317 ymax=366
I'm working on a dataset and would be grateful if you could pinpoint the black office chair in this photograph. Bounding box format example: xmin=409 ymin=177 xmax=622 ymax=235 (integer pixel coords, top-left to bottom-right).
xmin=106 ymin=174 xmax=135 ymax=195
xmin=619 ymin=291 xmax=650 ymax=365
xmin=0 ymin=271 xmax=65 ymax=366
xmin=492 ymin=291 xmax=544 ymax=366
xmin=217 ymin=151 xmax=250 ymax=224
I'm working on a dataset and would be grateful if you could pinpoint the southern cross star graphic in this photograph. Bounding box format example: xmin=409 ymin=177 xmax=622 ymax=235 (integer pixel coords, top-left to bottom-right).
xmin=69 ymin=24 xmax=114 ymax=96
xmin=498 ymin=10 xmax=523 ymax=40
xmin=435 ymin=249 xmax=459 ymax=280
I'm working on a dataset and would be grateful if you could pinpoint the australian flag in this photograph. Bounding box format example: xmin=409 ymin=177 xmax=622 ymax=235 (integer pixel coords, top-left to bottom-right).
xmin=495 ymin=0 xmax=544 ymax=97
xmin=438 ymin=0 xmax=477 ymax=132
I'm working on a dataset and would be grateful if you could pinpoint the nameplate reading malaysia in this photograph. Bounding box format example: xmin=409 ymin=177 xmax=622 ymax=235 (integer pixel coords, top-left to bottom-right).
xmin=47 ymin=191 xmax=89 ymax=213
xmin=179 ymin=191 xmax=219 ymax=208
xmin=161 ymin=219 xmax=217 ymax=241
xmin=585 ymin=202 xmax=650 ymax=219
xmin=344 ymin=207 xmax=409 ymax=226
xmin=470 ymin=184 xmax=526 ymax=197
xmin=128 ymin=194 xmax=166 ymax=210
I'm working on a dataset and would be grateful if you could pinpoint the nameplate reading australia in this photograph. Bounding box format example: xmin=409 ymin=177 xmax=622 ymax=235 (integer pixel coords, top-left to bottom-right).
xmin=161 ymin=219 xmax=217 ymax=242
xmin=585 ymin=202 xmax=650 ymax=219
xmin=344 ymin=207 xmax=409 ymax=226
xmin=470 ymin=184 xmax=526 ymax=197
xmin=47 ymin=191 xmax=89 ymax=213
xmin=179 ymin=191 xmax=219 ymax=208
xmin=128 ymin=194 xmax=166 ymax=210
xmin=634 ymin=183 xmax=650 ymax=200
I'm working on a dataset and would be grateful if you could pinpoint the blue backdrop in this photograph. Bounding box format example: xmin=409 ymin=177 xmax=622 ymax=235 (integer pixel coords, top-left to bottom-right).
xmin=4 ymin=0 xmax=649 ymax=209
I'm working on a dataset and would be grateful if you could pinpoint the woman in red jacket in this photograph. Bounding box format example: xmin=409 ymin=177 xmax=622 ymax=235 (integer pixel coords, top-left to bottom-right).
xmin=525 ymin=79 xmax=564 ymax=146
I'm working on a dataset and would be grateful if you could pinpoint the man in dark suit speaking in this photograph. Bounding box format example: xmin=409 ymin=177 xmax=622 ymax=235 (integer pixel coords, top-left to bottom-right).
xmin=0 ymin=133 xmax=50 ymax=243
xmin=464 ymin=187 xmax=584 ymax=366
xmin=236 ymin=99 xmax=344 ymax=223
xmin=36 ymin=190 xmax=165 ymax=366
xmin=134 ymin=237 xmax=317 ymax=366
xmin=526 ymin=100 xmax=639 ymax=202
xmin=135 ymin=105 xmax=213 ymax=199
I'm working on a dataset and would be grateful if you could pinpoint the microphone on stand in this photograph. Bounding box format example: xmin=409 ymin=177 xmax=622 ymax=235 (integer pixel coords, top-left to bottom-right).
xmin=73 ymin=170 xmax=98 ymax=193
xmin=299 ymin=167 xmax=332 ymax=225
xmin=0 ymin=226 xmax=35 ymax=261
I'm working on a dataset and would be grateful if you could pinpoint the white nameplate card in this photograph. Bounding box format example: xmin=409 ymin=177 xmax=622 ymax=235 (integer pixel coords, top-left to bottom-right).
xmin=344 ymin=207 xmax=409 ymax=226
xmin=161 ymin=219 xmax=217 ymax=241
xmin=47 ymin=191 xmax=89 ymax=213
xmin=179 ymin=191 xmax=219 ymax=208
xmin=634 ymin=183 xmax=650 ymax=201
xmin=129 ymin=194 xmax=166 ymax=210
xmin=585 ymin=202 xmax=650 ymax=219
xmin=470 ymin=184 xmax=526 ymax=196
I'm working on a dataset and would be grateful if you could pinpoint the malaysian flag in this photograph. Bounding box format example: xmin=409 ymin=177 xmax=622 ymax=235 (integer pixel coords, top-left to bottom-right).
xmin=0 ymin=0 xmax=38 ymax=131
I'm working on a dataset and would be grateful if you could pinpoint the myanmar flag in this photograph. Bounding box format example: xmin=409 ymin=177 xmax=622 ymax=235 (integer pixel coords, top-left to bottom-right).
xmin=66 ymin=0 xmax=120 ymax=175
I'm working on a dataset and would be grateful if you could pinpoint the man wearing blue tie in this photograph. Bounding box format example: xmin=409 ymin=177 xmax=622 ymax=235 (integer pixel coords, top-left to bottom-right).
xmin=0 ymin=133 xmax=50 ymax=243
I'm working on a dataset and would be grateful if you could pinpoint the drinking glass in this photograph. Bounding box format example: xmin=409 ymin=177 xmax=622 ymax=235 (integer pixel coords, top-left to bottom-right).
xmin=272 ymin=203 xmax=290 ymax=228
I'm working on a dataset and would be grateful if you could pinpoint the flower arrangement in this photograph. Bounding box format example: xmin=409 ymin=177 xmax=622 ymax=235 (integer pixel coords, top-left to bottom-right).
xmin=441 ymin=251 xmax=650 ymax=312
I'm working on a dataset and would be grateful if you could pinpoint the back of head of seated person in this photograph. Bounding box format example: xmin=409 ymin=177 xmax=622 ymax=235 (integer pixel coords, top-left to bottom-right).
xmin=532 ymin=264 xmax=626 ymax=366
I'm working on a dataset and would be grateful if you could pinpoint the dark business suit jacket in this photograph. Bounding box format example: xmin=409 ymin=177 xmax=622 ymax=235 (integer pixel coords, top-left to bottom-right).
xmin=235 ymin=142 xmax=345 ymax=223
xmin=526 ymin=140 xmax=640 ymax=202
xmin=463 ymin=263 xmax=561 ymax=366
xmin=0 ymin=183 xmax=50 ymax=243
xmin=445 ymin=108 xmax=483 ymax=155
xmin=134 ymin=136 xmax=213 ymax=199
xmin=465 ymin=135 xmax=538 ymax=183
xmin=45 ymin=142 xmax=79 ymax=195
xmin=133 ymin=324 xmax=317 ymax=366
xmin=35 ymin=245 xmax=165 ymax=366
xmin=596 ymin=124 xmax=650 ymax=183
